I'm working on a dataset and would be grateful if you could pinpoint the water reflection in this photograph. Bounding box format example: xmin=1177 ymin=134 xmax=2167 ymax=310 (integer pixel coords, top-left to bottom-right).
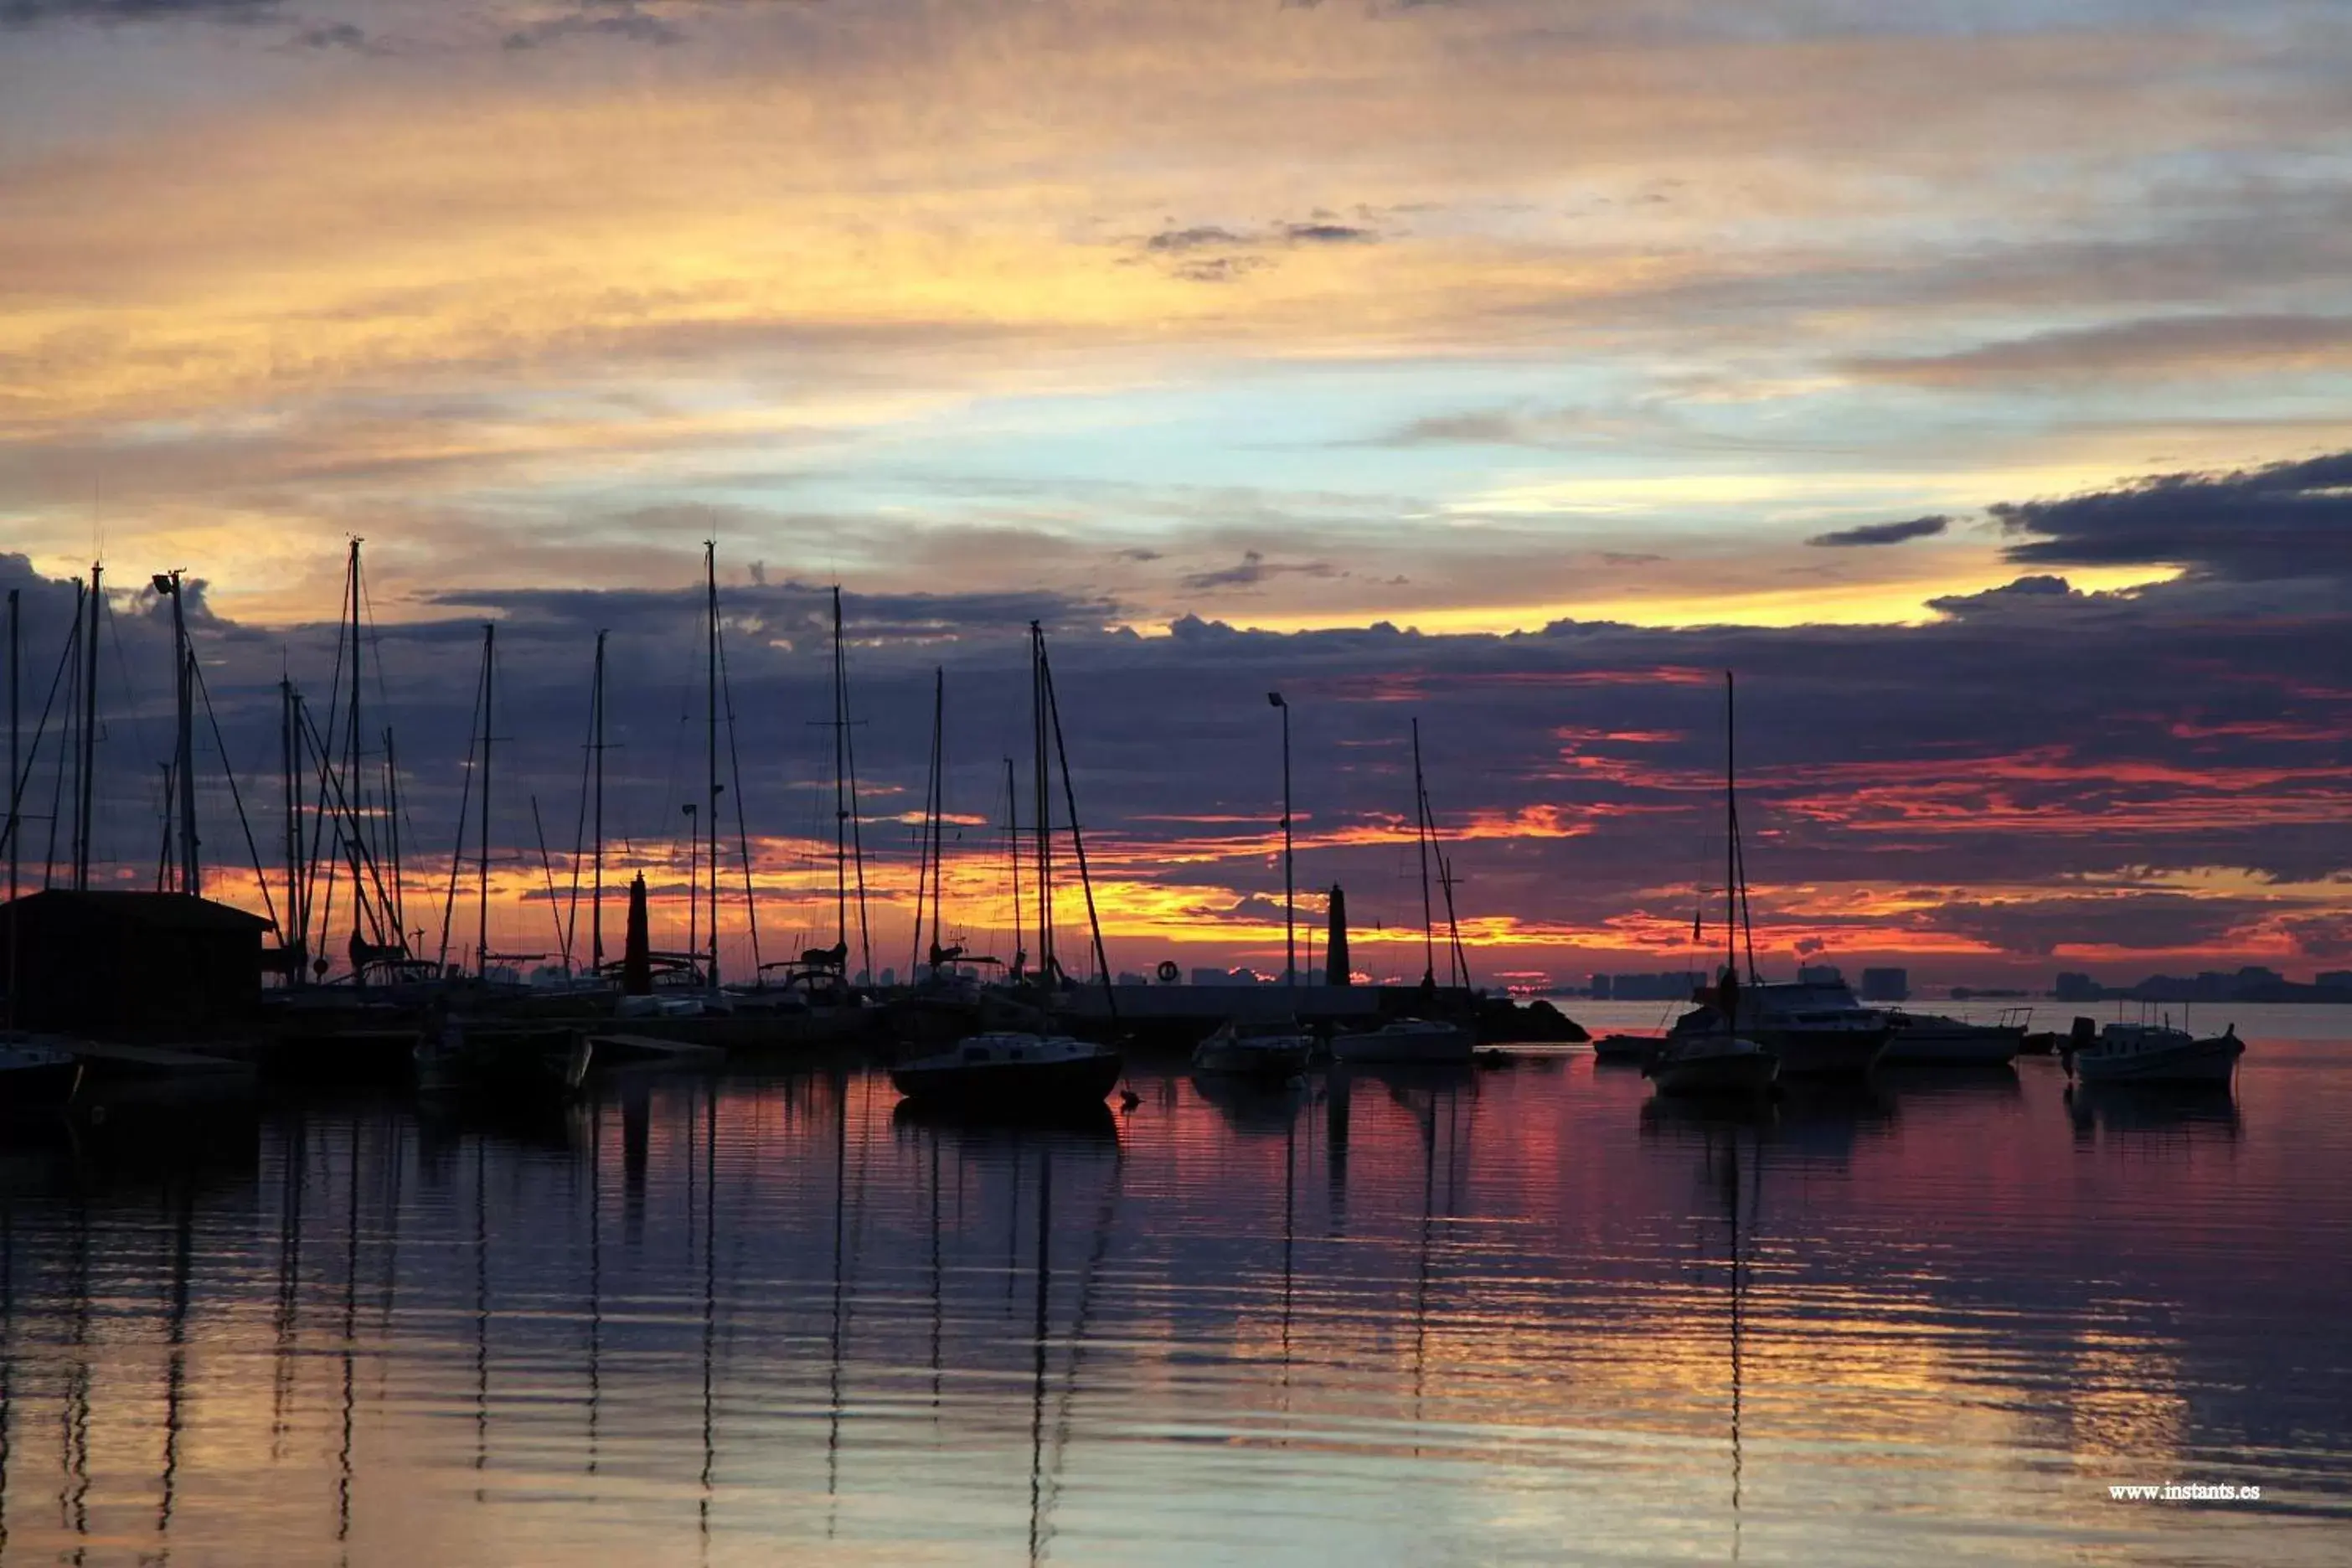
xmin=1188 ymin=1073 xmax=1313 ymax=1137
xmin=0 ymin=1047 xmax=2343 ymax=1564
xmin=2066 ymin=1081 xmax=2245 ymax=1142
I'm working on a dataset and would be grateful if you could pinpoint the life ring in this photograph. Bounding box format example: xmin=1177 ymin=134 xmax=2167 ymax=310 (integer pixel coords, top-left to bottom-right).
xmin=1155 ymin=960 xmax=1180 ymax=983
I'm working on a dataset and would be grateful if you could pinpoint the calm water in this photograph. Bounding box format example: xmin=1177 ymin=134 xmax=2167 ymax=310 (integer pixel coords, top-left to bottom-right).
xmin=2 ymin=1008 xmax=2349 ymax=1565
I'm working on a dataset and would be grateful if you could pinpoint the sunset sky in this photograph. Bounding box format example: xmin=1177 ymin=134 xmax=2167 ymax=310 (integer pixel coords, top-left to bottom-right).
xmin=4 ymin=0 xmax=2351 ymax=988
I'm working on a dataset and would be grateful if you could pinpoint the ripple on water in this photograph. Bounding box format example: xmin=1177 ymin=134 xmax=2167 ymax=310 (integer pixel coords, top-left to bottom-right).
xmin=0 ymin=1040 xmax=2346 ymax=1564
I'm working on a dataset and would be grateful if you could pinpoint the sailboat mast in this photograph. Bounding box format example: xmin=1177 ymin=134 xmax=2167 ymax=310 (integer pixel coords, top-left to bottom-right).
xmin=165 ymin=571 xmax=198 ymax=897
xmin=1004 ymin=756 xmax=1022 ymax=976
xmin=75 ymin=561 xmax=100 ymax=890
xmin=346 ymin=540 xmax=365 ymax=934
xmin=1725 ymin=671 xmax=1736 ymax=984
xmin=705 ymin=544 xmax=720 ymax=992
xmin=1034 ymin=628 xmax=1117 ymax=1014
xmin=281 ymin=678 xmax=302 ymax=982
xmin=5 ymin=587 xmax=14 ymax=1028
xmin=477 ymin=621 xmax=493 ymax=977
xmin=1411 ymin=716 xmax=1433 ymax=986
xmin=929 ymin=669 xmax=945 ymax=966
xmin=832 ymin=585 xmax=848 ymax=957
xmin=1039 ymin=620 xmax=1058 ymax=972
xmin=591 ymin=629 xmax=606 ymax=975
xmin=7 ymin=587 xmax=18 ymax=909
xmin=914 ymin=668 xmax=942 ymax=978
xmin=384 ymin=726 xmax=405 ymax=946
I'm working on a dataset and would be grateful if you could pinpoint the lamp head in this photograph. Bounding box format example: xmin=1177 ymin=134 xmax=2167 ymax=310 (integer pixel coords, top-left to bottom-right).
xmin=1266 ymin=691 xmax=1285 ymax=709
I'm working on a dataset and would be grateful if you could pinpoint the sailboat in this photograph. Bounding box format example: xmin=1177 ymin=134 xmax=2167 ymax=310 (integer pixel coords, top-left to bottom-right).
xmin=317 ymin=540 xmax=429 ymax=989
xmin=1648 ymin=1019 xmax=1777 ymax=1097
xmin=890 ymin=623 xmax=1122 ymax=1112
xmin=1663 ymin=673 xmax=1885 ymax=1079
xmin=879 ymin=675 xmax=1044 ymax=1053
xmin=1332 ymin=718 xmax=1475 ymax=1066
xmin=1648 ymin=674 xmax=1780 ymax=1097
xmin=755 ymin=583 xmax=870 ymax=1007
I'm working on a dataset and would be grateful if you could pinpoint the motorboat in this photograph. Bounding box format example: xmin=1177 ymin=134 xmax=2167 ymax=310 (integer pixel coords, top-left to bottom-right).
xmin=1330 ymin=1017 xmax=1476 ymax=1065
xmin=889 ymin=1032 xmax=1123 ymax=1112
xmin=1591 ymin=1033 xmax=1658 ymax=1065
xmin=1645 ymin=1034 xmax=1778 ymax=1097
xmin=1877 ymin=1007 xmax=2025 ymax=1065
xmin=2068 ymin=1022 xmax=2243 ymax=1085
xmin=1192 ymin=1019 xmax=1314 ymax=1081
xmin=415 ymin=1015 xmax=593 ymax=1098
xmin=1669 ymin=978 xmax=1888 ymax=1076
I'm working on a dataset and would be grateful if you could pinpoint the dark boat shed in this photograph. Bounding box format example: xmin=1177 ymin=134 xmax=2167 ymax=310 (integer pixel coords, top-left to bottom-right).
xmin=0 ymin=890 xmax=270 ymax=1033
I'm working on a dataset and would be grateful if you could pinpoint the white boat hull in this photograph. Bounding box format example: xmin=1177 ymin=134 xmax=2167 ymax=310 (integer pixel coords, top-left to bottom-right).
xmin=1673 ymin=982 xmax=1890 ymax=1077
xmin=890 ymin=1034 xmax=1124 ymax=1109
xmin=1649 ymin=1044 xmax=1777 ymax=1097
xmin=1193 ymin=1035 xmax=1313 ymax=1078
xmin=2073 ymin=1034 xmax=2242 ymax=1085
xmin=1333 ymin=1023 xmax=1475 ymax=1065
xmin=1880 ymin=1030 xmax=2020 ymax=1066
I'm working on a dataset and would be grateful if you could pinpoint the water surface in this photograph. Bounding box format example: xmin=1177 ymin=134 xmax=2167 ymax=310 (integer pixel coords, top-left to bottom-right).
xmin=2 ymin=1013 xmax=2348 ymax=1565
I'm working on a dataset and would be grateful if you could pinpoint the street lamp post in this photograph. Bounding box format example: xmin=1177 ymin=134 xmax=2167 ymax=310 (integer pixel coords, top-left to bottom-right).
xmin=1267 ymin=691 xmax=1293 ymax=987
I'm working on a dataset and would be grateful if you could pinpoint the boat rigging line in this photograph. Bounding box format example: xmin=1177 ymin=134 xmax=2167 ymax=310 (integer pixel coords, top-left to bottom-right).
xmin=436 ymin=628 xmax=490 ymax=972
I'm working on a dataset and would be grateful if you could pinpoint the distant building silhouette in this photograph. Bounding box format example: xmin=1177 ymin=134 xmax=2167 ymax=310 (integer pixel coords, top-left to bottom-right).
xmin=1604 ymin=971 xmax=1707 ymax=1001
xmin=2054 ymin=965 xmax=2344 ymax=1003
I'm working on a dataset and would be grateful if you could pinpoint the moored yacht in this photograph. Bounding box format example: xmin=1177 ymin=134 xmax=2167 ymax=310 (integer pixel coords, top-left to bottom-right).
xmin=1193 ymin=1019 xmax=1314 ymax=1080
xmin=1331 ymin=1017 xmax=1475 ymax=1065
xmin=1877 ymin=1007 xmax=2025 ymax=1066
xmin=889 ymin=1032 xmax=1124 ymax=1112
xmin=1669 ymin=977 xmax=1888 ymax=1076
